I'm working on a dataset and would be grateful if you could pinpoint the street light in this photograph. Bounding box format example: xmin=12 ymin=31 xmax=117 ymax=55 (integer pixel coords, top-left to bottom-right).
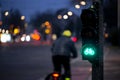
xmin=21 ymin=16 xmax=25 ymax=20
xmin=4 ymin=11 xmax=9 ymax=16
xmin=57 ymin=15 xmax=62 ymax=19
xmin=63 ymin=14 xmax=68 ymax=19
xmin=80 ymin=0 xmax=86 ymax=6
xmin=75 ymin=4 xmax=81 ymax=9
xmin=67 ymin=11 xmax=73 ymax=16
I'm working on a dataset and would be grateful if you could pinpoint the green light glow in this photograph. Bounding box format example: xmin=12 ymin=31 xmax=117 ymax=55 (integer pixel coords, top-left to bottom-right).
xmin=82 ymin=44 xmax=97 ymax=56
xmin=84 ymin=47 xmax=95 ymax=56
xmin=65 ymin=78 xmax=70 ymax=80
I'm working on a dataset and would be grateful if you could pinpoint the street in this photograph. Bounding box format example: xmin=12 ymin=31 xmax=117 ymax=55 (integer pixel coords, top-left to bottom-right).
xmin=0 ymin=41 xmax=120 ymax=80
xmin=0 ymin=42 xmax=53 ymax=80
xmin=0 ymin=41 xmax=91 ymax=80
xmin=0 ymin=0 xmax=118 ymax=80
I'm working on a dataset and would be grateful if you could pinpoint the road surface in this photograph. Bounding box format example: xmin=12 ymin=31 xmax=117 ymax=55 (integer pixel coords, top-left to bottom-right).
xmin=0 ymin=41 xmax=120 ymax=80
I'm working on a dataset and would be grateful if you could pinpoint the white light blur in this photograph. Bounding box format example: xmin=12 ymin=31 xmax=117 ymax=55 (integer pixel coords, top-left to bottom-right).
xmin=80 ymin=1 xmax=86 ymax=6
xmin=67 ymin=11 xmax=73 ymax=16
xmin=52 ymin=34 xmax=57 ymax=40
xmin=5 ymin=11 xmax=9 ymax=16
xmin=90 ymin=5 xmax=94 ymax=8
xmin=57 ymin=15 xmax=62 ymax=19
xmin=0 ymin=34 xmax=11 ymax=43
xmin=63 ymin=15 xmax=68 ymax=19
xmin=26 ymin=35 xmax=31 ymax=42
xmin=21 ymin=16 xmax=25 ymax=20
xmin=75 ymin=4 xmax=80 ymax=9
xmin=21 ymin=36 xmax=25 ymax=42
xmin=6 ymin=30 xmax=9 ymax=34
xmin=2 ymin=29 xmax=5 ymax=33
xmin=6 ymin=34 xmax=11 ymax=42
xmin=1 ymin=34 xmax=7 ymax=43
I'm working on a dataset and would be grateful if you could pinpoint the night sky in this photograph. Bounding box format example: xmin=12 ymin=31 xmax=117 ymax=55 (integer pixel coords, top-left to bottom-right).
xmin=0 ymin=0 xmax=117 ymax=27
xmin=0 ymin=0 xmax=70 ymax=21
xmin=0 ymin=0 xmax=95 ymax=21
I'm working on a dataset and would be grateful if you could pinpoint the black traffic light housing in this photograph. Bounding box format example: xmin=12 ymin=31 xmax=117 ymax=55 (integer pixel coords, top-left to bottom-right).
xmin=81 ymin=1 xmax=104 ymax=80
xmin=80 ymin=2 xmax=100 ymax=62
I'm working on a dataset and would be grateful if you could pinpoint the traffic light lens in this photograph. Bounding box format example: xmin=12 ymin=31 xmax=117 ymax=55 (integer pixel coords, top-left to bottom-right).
xmin=81 ymin=44 xmax=97 ymax=57
xmin=84 ymin=47 xmax=95 ymax=56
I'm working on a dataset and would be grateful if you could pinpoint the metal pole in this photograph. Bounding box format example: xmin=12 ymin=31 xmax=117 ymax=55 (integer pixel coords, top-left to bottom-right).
xmin=92 ymin=0 xmax=104 ymax=80
xmin=118 ymin=0 xmax=120 ymax=46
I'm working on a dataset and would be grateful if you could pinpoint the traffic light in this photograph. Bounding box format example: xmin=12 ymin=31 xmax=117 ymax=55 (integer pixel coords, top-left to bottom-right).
xmin=80 ymin=3 xmax=99 ymax=62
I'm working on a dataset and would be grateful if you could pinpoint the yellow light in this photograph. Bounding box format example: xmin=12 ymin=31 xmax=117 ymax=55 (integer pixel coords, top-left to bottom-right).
xmin=45 ymin=29 xmax=51 ymax=34
xmin=62 ymin=30 xmax=72 ymax=37
xmin=14 ymin=28 xmax=20 ymax=35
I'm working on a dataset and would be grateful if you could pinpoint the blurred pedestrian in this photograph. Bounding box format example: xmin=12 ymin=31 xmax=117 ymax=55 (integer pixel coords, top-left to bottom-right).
xmin=51 ymin=30 xmax=78 ymax=79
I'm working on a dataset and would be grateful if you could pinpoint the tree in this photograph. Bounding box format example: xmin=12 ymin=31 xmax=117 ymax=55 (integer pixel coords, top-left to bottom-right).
xmin=29 ymin=10 xmax=62 ymax=38
xmin=1 ymin=9 xmax=25 ymax=34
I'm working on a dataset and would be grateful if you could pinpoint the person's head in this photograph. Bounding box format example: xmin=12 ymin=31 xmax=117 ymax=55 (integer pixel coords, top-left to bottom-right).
xmin=62 ymin=30 xmax=72 ymax=37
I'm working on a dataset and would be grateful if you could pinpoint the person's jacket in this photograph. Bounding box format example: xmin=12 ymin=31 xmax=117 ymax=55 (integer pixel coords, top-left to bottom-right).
xmin=51 ymin=36 xmax=77 ymax=58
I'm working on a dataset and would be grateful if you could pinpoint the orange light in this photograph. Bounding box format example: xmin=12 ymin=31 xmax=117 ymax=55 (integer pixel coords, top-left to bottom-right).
xmin=44 ymin=21 xmax=51 ymax=28
xmin=52 ymin=73 xmax=60 ymax=78
xmin=45 ymin=21 xmax=50 ymax=26
xmin=31 ymin=33 xmax=41 ymax=40
xmin=46 ymin=25 xmax=51 ymax=28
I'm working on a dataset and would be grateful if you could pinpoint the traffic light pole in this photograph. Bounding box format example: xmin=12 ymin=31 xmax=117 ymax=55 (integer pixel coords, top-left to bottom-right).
xmin=92 ymin=0 xmax=104 ymax=80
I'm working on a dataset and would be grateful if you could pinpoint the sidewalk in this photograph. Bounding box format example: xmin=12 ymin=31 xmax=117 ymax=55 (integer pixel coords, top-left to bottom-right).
xmin=71 ymin=55 xmax=92 ymax=80
xmin=104 ymin=45 xmax=120 ymax=80
xmin=71 ymin=41 xmax=92 ymax=80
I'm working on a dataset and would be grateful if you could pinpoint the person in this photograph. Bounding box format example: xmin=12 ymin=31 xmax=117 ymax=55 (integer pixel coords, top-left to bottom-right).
xmin=51 ymin=30 xmax=78 ymax=79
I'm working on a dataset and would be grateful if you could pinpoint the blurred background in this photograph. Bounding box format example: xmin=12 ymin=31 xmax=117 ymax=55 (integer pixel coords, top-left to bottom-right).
xmin=0 ymin=0 xmax=118 ymax=45
xmin=0 ymin=0 xmax=119 ymax=80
